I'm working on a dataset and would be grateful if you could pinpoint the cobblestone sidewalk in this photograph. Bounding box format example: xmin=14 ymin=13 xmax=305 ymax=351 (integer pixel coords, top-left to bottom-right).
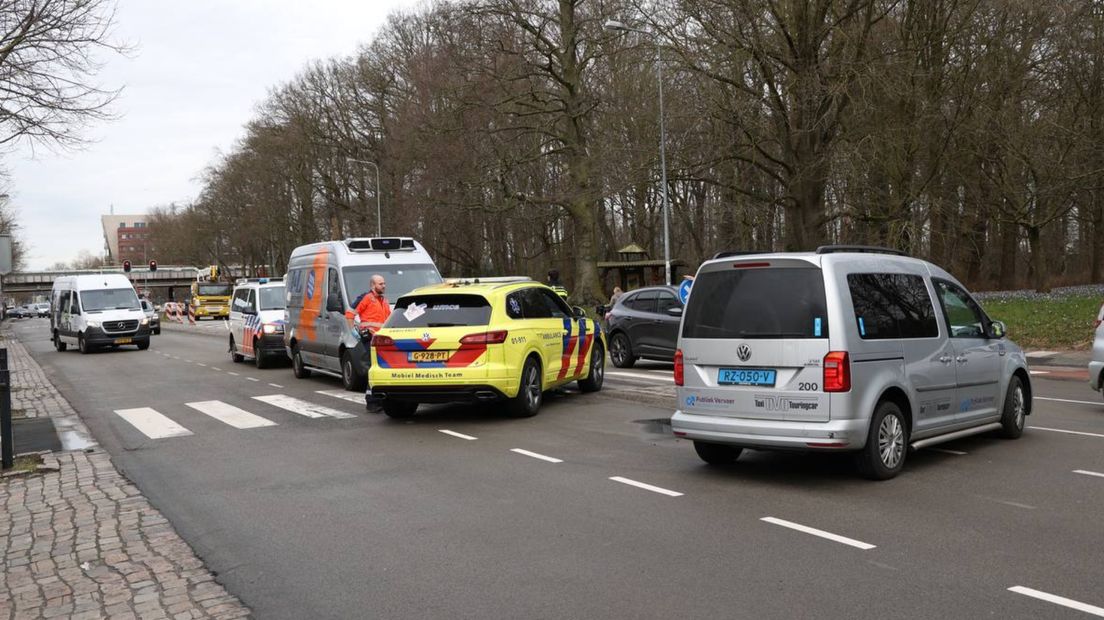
xmin=1 ymin=326 xmax=251 ymax=619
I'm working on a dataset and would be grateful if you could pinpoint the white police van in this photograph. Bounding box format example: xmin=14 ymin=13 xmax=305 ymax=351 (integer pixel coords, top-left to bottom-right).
xmin=50 ymin=274 xmax=152 ymax=353
xmin=228 ymin=278 xmax=288 ymax=368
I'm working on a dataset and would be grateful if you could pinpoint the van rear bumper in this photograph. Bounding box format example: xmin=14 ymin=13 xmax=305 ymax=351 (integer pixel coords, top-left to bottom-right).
xmin=670 ymin=410 xmax=870 ymax=451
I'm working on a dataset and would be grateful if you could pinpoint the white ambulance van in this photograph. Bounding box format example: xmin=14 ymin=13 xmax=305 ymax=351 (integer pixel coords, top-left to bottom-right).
xmin=50 ymin=274 xmax=152 ymax=353
xmin=284 ymin=237 xmax=442 ymax=390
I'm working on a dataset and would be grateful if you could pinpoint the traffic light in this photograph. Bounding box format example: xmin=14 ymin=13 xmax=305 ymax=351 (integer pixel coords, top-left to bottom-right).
xmin=123 ymin=260 xmax=131 ymax=273
xmin=149 ymin=259 xmax=157 ymax=272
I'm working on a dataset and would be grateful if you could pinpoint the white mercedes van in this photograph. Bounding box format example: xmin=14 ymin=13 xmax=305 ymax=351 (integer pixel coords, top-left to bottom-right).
xmin=284 ymin=237 xmax=443 ymax=390
xmin=671 ymin=246 xmax=1031 ymax=480
xmin=50 ymin=274 xmax=152 ymax=353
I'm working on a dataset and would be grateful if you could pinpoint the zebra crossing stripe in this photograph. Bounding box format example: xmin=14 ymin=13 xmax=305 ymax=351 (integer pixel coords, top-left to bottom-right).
xmin=186 ymin=401 xmax=277 ymax=429
xmin=252 ymin=394 xmax=357 ymax=419
xmin=115 ymin=408 xmax=193 ymax=439
xmin=316 ymin=390 xmax=365 ymax=404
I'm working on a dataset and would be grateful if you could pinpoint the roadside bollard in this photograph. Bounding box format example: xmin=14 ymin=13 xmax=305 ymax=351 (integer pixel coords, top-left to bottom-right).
xmin=1 ymin=348 xmax=12 ymax=469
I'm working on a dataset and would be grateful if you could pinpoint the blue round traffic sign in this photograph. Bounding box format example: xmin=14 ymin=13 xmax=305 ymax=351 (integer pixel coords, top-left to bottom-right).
xmin=678 ymin=278 xmax=693 ymax=304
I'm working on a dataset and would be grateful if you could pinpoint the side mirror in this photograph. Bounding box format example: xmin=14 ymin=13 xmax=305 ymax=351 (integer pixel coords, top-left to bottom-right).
xmin=572 ymin=305 xmax=586 ymax=319
xmin=666 ymin=306 xmax=684 ymax=317
xmin=988 ymin=320 xmax=1006 ymax=339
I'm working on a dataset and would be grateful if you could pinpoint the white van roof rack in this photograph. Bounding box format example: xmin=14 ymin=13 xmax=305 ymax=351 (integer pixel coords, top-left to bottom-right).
xmin=235 ymin=277 xmax=283 ymax=285
xmin=345 ymin=237 xmax=416 ymax=252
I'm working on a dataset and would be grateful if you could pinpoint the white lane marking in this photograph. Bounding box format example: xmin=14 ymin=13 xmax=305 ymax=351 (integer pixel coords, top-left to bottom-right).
xmin=185 ymin=401 xmax=276 ymax=429
xmin=1036 ymin=396 xmax=1103 ymax=407
xmin=606 ymin=370 xmax=674 ymax=383
xmin=317 ymin=390 xmax=365 ymax=404
xmin=227 ymin=371 xmax=240 ymax=376
xmin=928 ymin=448 xmax=967 ymax=455
xmin=511 ymin=448 xmax=563 ymax=463
xmin=114 ymin=408 xmax=193 ymax=439
xmin=609 ymin=476 xmax=683 ymax=497
xmin=439 ymin=429 xmax=477 ymax=441
xmin=761 ymin=517 xmax=876 ymax=550
xmin=252 ymin=394 xmax=357 ymax=419
xmin=246 ymin=377 xmax=259 ymax=382
xmin=995 ymin=500 xmax=1036 ymax=510
xmin=211 ymin=367 xmax=223 ymax=372
xmin=268 ymin=383 xmax=284 ymax=388
xmin=1008 ymin=586 xmax=1104 ymax=617
xmin=185 ymin=359 xmax=194 ymax=363
xmin=1030 ymin=426 xmax=1104 ymax=439
xmin=1029 ymin=370 xmax=1050 ymax=375
xmin=1073 ymin=469 xmax=1104 ymax=479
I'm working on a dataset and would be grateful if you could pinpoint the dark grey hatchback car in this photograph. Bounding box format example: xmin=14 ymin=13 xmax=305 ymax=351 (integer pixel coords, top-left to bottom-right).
xmin=606 ymin=285 xmax=682 ymax=367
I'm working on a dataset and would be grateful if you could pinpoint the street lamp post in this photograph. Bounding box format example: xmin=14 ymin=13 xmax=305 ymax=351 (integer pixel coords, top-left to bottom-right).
xmin=347 ymin=158 xmax=382 ymax=237
xmin=604 ymin=19 xmax=671 ymax=286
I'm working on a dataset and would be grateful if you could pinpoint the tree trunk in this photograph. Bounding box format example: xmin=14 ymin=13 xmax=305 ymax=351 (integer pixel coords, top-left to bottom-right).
xmin=1092 ymin=190 xmax=1104 ymax=283
xmin=1025 ymin=224 xmax=1048 ymax=293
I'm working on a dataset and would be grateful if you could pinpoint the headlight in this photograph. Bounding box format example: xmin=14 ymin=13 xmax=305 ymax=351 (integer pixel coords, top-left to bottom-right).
xmin=86 ymin=321 xmax=100 ymax=328
xmin=140 ymin=318 xmax=149 ymax=326
xmin=262 ymin=323 xmax=284 ymax=334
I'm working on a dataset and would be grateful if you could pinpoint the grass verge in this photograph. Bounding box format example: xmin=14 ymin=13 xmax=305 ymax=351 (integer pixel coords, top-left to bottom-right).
xmin=981 ymin=295 xmax=1101 ymax=351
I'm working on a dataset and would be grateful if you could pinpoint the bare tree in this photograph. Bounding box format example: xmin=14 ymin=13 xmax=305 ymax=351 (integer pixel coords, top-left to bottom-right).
xmin=0 ymin=0 xmax=126 ymax=150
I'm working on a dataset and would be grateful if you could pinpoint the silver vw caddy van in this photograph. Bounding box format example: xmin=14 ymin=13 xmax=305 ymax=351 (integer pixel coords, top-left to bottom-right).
xmin=670 ymin=246 xmax=1031 ymax=480
xmin=284 ymin=237 xmax=443 ymax=390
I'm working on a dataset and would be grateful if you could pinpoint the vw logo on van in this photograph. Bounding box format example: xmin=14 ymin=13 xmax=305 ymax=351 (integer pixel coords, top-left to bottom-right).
xmin=737 ymin=344 xmax=752 ymax=362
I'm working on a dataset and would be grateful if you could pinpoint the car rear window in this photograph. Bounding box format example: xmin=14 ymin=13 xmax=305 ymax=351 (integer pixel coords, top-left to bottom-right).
xmin=387 ymin=294 xmax=492 ymax=328
xmin=682 ymin=267 xmax=829 ymax=339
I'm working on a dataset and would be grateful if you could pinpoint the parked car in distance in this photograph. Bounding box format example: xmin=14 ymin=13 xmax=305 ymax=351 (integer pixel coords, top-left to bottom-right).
xmin=35 ymin=303 xmax=50 ymax=318
xmin=1091 ymin=301 xmax=1104 ymax=401
xmin=605 ymin=285 xmax=683 ymax=368
xmin=670 ymin=245 xmax=1032 ymax=480
xmin=140 ymin=299 xmax=161 ymax=335
xmin=228 ymin=278 xmax=288 ymax=369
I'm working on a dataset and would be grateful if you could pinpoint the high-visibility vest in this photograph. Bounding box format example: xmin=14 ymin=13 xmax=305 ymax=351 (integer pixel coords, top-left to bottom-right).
xmin=550 ymin=285 xmax=569 ymax=299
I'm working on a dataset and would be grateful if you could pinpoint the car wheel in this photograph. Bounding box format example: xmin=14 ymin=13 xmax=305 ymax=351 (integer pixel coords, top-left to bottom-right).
xmin=54 ymin=334 xmax=67 ymax=352
xmin=577 ymin=343 xmax=605 ymax=393
xmin=382 ymin=400 xmax=418 ymax=419
xmin=292 ymin=344 xmax=311 ymax=379
xmin=998 ymin=375 xmax=1026 ymax=439
xmin=230 ymin=337 xmax=244 ymax=363
xmin=506 ymin=357 xmax=542 ymax=418
xmin=137 ymin=339 xmax=150 ymax=351
xmin=154 ymin=327 xmax=161 ymax=335
xmin=609 ymin=332 xmax=636 ymax=368
xmin=78 ymin=334 xmax=90 ymax=354
xmin=254 ymin=340 xmax=268 ymax=369
xmin=855 ymin=400 xmax=908 ymax=480
xmin=693 ymin=441 xmax=743 ymax=466
xmin=341 ymin=349 xmax=366 ymax=391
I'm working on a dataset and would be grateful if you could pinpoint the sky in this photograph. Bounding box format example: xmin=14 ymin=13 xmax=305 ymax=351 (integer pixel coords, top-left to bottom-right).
xmin=5 ymin=0 xmax=424 ymax=270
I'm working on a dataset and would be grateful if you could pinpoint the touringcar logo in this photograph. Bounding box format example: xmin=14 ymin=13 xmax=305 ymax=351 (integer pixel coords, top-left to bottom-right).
xmin=753 ymin=395 xmax=819 ymax=412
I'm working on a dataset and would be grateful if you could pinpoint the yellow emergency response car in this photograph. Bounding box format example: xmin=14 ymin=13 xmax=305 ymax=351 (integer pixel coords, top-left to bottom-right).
xmin=368 ymin=278 xmax=605 ymax=418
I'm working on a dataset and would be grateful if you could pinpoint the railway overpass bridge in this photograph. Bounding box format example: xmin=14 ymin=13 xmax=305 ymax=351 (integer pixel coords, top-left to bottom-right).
xmin=0 ymin=266 xmax=255 ymax=299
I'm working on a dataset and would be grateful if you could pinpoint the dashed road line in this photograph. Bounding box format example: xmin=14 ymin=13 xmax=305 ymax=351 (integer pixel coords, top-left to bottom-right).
xmin=439 ymin=430 xmax=477 ymax=441
xmin=246 ymin=377 xmax=259 ymax=382
xmin=268 ymin=383 xmax=284 ymax=388
xmin=1035 ymin=396 xmax=1103 ymax=407
xmin=1030 ymin=426 xmax=1104 ymax=439
xmin=761 ymin=517 xmax=876 ymax=550
xmin=1073 ymin=469 xmax=1104 ymax=479
xmin=511 ymin=448 xmax=563 ymax=463
xmin=606 ymin=370 xmax=674 ymax=384
xmin=186 ymin=401 xmax=276 ymax=429
xmin=196 ymin=363 xmax=207 ymax=367
xmin=1008 ymin=586 xmax=1104 ymax=617
xmin=1029 ymin=370 xmax=1050 ymax=375
xmin=609 ymin=476 xmax=682 ymax=497
xmin=114 ymin=407 xmax=193 ymax=440
xmin=227 ymin=371 xmax=240 ymax=376
xmin=211 ymin=367 xmax=222 ymax=372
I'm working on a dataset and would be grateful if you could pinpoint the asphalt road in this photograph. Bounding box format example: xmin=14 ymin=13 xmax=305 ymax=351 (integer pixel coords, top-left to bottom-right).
xmin=14 ymin=318 xmax=1104 ymax=619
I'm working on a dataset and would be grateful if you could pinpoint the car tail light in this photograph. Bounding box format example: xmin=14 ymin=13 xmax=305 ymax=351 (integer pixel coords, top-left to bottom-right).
xmin=674 ymin=349 xmax=684 ymax=386
xmin=823 ymin=351 xmax=850 ymax=393
xmin=460 ymin=330 xmax=509 ymax=345
xmin=371 ymin=334 xmax=394 ymax=348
